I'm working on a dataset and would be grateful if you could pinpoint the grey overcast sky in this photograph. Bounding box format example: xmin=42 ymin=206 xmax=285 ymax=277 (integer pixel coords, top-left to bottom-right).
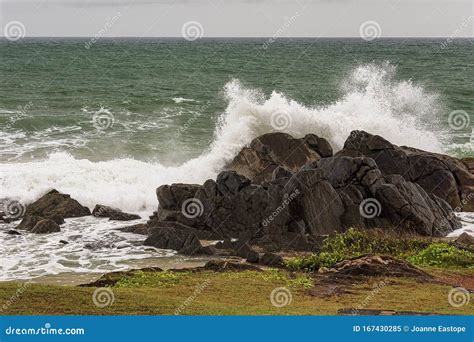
xmin=1 ymin=0 xmax=473 ymax=37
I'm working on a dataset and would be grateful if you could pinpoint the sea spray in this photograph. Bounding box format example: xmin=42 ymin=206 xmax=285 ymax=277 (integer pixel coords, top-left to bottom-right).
xmin=0 ymin=63 xmax=446 ymax=212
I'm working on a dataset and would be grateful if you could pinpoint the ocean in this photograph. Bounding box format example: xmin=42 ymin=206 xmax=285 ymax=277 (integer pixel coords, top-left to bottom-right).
xmin=0 ymin=38 xmax=472 ymax=280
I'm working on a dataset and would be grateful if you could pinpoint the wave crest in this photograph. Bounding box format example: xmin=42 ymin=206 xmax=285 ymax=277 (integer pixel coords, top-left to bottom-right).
xmin=0 ymin=63 xmax=445 ymax=211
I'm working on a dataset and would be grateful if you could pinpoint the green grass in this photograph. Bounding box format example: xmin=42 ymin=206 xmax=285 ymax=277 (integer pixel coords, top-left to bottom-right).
xmin=285 ymin=228 xmax=473 ymax=272
xmin=408 ymin=243 xmax=474 ymax=268
xmin=115 ymin=271 xmax=186 ymax=288
xmin=0 ymin=269 xmax=472 ymax=315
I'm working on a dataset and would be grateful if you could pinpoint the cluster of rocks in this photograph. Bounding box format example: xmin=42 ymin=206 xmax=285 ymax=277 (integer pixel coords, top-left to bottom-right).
xmin=5 ymin=190 xmax=141 ymax=234
xmin=3 ymin=130 xmax=472 ymax=265
xmin=137 ymin=130 xmax=472 ymax=260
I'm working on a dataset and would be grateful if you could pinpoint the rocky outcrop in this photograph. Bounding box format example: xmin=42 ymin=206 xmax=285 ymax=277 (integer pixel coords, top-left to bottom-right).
xmin=92 ymin=204 xmax=141 ymax=221
xmin=224 ymin=132 xmax=332 ymax=184
xmin=312 ymin=156 xmax=460 ymax=236
xmin=337 ymin=130 xmax=474 ymax=212
xmin=24 ymin=189 xmax=91 ymax=219
xmin=139 ymin=131 xmax=464 ymax=257
xmin=15 ymin=189 xmax=89 ymax=233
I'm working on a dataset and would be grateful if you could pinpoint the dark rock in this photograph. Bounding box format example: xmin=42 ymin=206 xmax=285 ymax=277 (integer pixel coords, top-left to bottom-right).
xmin=59 ymin=240 xmax=68 ymax=244
xmin=156 ymin=183 xmax=201 ymax=211
xmin=16 ymin=214 xmax=64 ymax=231
xmin=193 ymin=175 xmax=292 ymax=238
xmin=25 ymin=189 xmax=91 ymax=219
xmin=271 ymin=166 xmax=293 ymax=181
xmin=117 ymin=223 xmax=149 ymax=235
xmin=30 ymin=219 xmax=61 ymax=234
xmin=455 ymin=232 xmax=474 ymax=246
xmin=16 ymin=215 xmax=43 ymax=230
xmin=146 ymin=132 xmax=461 ymax=245
xmin=232 ymin=240 xmax=260 ymax=263
xmin=338 ymin=130 xmax=474 ymax=211
xmin=216 ymin=171 xmax=251 ymax=196
xmin=224 ymin=132 xmax=330 ymax=184
xmin=148 ymin=221 xmax=222 ymax=240
xmin=6 ymin=230 xmax=21 ymax=235
xmin=284 ymin=168 xmax=345 ymax=236
xmin=259 ymin=253 xmax=284 ymax=267
xmin=92 ymin=204 xmax=141 ymax=221
xmin=143 ymin=225 xmax=205 ymax=255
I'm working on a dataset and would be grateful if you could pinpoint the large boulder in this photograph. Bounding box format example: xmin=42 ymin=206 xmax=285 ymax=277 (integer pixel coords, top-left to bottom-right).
xmin=148 ymin=170 xmax=295 ymax=239
xmin=284 ymin=168 xmax=345 ymax=236
xmin=92 ymin=204 xmax=141 ymax=221
xmin=315 ymin=156 xmax=459 ymax=236
xmin=24 ymin=189 xmax=91 ymax=218
xmin=224 ymin=132 xmax=332 ymax=184
xmin=337 ymin=130 xmax=474 ymax=211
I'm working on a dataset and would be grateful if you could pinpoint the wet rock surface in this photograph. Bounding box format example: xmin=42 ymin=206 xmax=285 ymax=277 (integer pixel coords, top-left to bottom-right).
xmin=92 ymin=204 xmax=141 ymax=221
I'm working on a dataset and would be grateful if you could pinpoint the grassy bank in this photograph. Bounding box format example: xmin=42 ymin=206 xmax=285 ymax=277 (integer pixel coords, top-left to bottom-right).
xmin=0 ymin=268 xmax=472 ymax=315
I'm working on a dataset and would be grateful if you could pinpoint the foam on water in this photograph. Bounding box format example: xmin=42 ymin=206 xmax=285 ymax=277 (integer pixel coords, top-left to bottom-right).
xmin=0 ymin=63 xmax=448 ymax=212
xmin=0 ymin=63 xmax=472 ymax=280
xmin=0 ymin=215 xmax=177 ymax=281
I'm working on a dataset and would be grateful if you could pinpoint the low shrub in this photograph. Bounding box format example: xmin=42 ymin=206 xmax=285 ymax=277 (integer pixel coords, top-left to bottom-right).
xmin=408 ymin=243 xmax=474 ymax=268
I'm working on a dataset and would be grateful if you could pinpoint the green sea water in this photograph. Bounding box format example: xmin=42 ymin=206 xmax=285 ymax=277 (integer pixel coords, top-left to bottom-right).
xmin=0 ymin=38 xmax=472 ymax=212
xmin=0 ymin=38 xmax=473 ymax=280
xmin=0 ymin=38 xmax=472 ymax=163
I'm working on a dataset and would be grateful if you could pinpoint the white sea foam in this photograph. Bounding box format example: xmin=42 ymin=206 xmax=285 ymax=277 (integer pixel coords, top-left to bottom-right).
xmin=0 ymin=63 xmax=452 ymax=213
xmin=0 ymin=63 xmax=472 ymax=280
xmin=0 ymin=216 xmax=177 ymax=281
xmin=172 ymin=97 xmax=195 ymax=103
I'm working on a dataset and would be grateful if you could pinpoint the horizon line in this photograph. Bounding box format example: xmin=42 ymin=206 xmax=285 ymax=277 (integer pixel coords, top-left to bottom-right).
xmin=1 ymin=36 xmax=473 ymax=39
